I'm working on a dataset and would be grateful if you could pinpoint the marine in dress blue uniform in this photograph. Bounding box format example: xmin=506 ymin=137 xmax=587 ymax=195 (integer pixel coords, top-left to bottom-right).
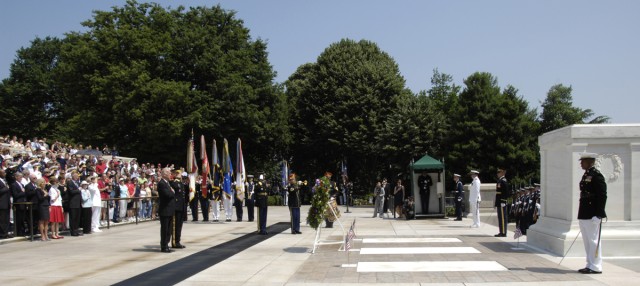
xmin=170 ymin=170 xmax=186 ymax=249
xmin=577 ymin=153 xmax=607 ymax=274
xmin=245 ymin=175 xmax=255 ymax=222
xmin=452 ymin=174 xmax=464 ymax=221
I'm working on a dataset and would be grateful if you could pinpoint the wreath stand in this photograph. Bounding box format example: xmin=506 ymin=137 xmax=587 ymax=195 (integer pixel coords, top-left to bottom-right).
xmin=312 ymin=201 xmax=346 ymax=254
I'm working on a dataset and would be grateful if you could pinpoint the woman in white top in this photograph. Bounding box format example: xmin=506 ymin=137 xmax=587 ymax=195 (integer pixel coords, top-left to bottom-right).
xmin=48 ymin=177 xmax=64 ymax=239
xmin=88 ymin=176 xmax=102 ymax=232
xmin=118 ymin=177 xmax=129 ymax=222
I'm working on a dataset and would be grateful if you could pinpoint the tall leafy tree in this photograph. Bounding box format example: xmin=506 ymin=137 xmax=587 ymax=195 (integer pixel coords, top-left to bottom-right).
xmin=2 ymin=0 xmax=288 ymax=167
xmin=448 ymin=72 xmax=539 ymax=184
xmin=286 ymin=39 xmax=410 ymax=191
xmin=539 ymin=84 xmax=610 ymax=134
xmin=0 ymin=37 xmax=63 ymax=138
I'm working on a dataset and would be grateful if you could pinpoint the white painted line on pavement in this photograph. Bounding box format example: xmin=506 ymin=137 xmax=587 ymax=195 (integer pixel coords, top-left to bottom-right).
xmin=360 ymin=247 xmax=480 ymax=254
xmin=357 ymin=261 xmax=507 ymax=272
xmin=362 ymin=237 xmax=461 ymax=243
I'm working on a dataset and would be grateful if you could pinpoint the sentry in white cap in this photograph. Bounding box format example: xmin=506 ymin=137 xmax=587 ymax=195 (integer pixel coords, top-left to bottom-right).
xmin=469 ymin=170 xmax=479 ymax=175
xmin=579 ymin=152 xmax=598 ymax=160
xmin=453 ymin=173 xmax=461 ymax=177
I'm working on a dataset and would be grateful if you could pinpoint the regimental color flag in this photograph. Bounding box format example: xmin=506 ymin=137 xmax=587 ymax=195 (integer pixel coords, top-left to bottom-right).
xmin=211 ymin=139 xmax=221 ymax=187
xmin=235 ymin=138 xmax=246 ymax=201
xmin=200 ymin=135 xmax=210 ymax=198
xmin=222 ymin=138 xmax=233 ymax=200
xmin=186 ymin=133 xmax=198 ymax=202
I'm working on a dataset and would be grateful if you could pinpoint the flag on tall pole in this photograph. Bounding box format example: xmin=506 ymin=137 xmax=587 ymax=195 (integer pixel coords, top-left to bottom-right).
xmin=186 ymin=131 xmax=198 ymax=202
xmin=280 ymin=159 xmax=288 ymax=189
xmin=200 ymin=135 xmax=210 ymax=198
xmin=235 ymin=138 xmax=246 ymax=201
xmin=222 ymin=138 xmax=233 ymax=201
xmin=211 ymin=139 xmax=220 ymax=188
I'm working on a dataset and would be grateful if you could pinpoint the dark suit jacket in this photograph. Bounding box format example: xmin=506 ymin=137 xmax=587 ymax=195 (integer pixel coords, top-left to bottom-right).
xmin=495 ymin=176 xmax=509 ymax=207
xmin=25 ymin=182 xmax=38 ymax=205
xmin=0 ymin=179 xmax=10 ymax=210
xmin=11 ymin=181 xmax=27 ymax=210
xmin=66 ymin=180 xmax=82 ymax=208
xmin=157 ymin=179 xmax=175 ymax=217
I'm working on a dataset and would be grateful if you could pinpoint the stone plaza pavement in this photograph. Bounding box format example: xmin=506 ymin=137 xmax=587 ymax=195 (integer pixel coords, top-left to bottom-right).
xmin=0 ymin=205 xmax=639 ymax=285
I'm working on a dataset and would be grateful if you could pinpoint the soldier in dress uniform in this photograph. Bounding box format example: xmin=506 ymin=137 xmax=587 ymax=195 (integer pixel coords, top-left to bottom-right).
xmin=452 ymin=174 xmax=464 ymax=221
xmin=577 ymin=152 xmax=607 ymax=274
xmin=468 ymin=170 xmax=481 ymax=227
xmin=233 ymin=182 xmax=244 ymax=221
xmin=170 ymin=170 xmax=186 ymax=249
xmin=255 ymin=174 xmax=269 ymax=235
xmin=199 ymin=178 xmax=211 ymax=222
xmin=210 ymin=183 xmax=222 ymax=222
xmin=181 ymin=173 xmax=189 ymax=222
xmin=418 ymin=172 xmax=433 ymax=214
xmin=287 ymin=174 xmax=302 ymax=234
xmin=190 ymin=177 xmax=202 ymax=222
xmin=494 ymin=168 xmax=509 ymax=237
xmin=245 ymin=175 xmax=255 ymax=222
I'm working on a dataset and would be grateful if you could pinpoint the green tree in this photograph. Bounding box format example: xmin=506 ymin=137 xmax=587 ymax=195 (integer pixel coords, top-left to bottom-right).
xmin=539 ymin=84 xmax=610 ymax=134
xmin=447 ymin=72 xmax=540 ymax=184
xmin=0 ymin=37 xmax=64 ymax=137
xmin=2 ymin=0 xmax=288 ymax=168
xmin=286 ymin=39 xmax=410 ymax=191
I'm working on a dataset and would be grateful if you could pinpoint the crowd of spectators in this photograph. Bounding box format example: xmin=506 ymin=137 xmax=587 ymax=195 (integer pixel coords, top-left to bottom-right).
xmin=0 ymin=134 xmax=176 ymax=240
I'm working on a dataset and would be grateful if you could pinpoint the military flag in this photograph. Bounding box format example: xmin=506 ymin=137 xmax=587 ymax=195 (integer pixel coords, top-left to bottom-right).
xmin=211 ymin=139 xmax=220 ymax=187
xmin=222 ymin=138 xmax=233 ymax=201
xmin=200 ymin=135 xmax=210 ymax=198
xmin=235 ymin=138 xmax=246 ymax=201
xmin=186 ymin=133 xmax=198 ymax=202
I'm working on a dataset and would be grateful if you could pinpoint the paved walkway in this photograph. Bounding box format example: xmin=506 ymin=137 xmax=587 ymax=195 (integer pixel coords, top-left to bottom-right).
xmin=0 ymin=206 xmax=638 ymax=285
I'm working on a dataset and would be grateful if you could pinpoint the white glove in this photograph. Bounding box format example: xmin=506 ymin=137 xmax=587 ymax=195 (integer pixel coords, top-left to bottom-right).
xmin=477 ymin=197 xmax=481 ymax=202
xmin=457 ymin=197 xmax=462 ymax=202
xmin=501 ymin=203 xmax=506 ymax=207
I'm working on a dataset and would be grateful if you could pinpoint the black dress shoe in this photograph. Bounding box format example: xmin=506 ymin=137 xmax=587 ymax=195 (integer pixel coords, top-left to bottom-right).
xmin=172 ymin=244 xmax=186 ymax=249
xmin=295 ymin=231 xmax=302 ymax=234
xmin=580 ymin=268 xmax=602 ymax=274
xmin=259 ymin=231 xmax=268 ymax=235
xmin=454 ymin=218 xmax=462 ymax=221
xmin=494 ymin=233 xmax=507 ymax=237
xmin=161 ymin=248 xmax=173 ymax=253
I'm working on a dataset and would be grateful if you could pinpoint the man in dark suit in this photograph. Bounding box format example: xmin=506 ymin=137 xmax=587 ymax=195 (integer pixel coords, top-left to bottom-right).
xmin=24 ymin=173 xmax=39 ymax=235
xmin=158 ymin=167 xmax=175 ymax=253
xmin=10 ymin=172 xmax=27 ymax=236
xmin=287 ymin=174 xmax=301 ymax=234
xmin=494 ymin=168 xmax=509 ymax=237
xmin=0 ymin=169 xmax=13 ymax=239
xmin=170 ymin=170 xmax=186 ymax=249
xmin=66 ymin=171 xmax=83 ymax=236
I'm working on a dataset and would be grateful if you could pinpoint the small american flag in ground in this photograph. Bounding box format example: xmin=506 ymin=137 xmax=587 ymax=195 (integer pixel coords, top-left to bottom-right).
xmin=514 ymin=227 xmax=523 ymax=239
xmin=345 ymin=220 xmax=356 ymax=251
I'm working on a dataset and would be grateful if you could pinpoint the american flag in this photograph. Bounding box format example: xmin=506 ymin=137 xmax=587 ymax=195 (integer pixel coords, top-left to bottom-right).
xmin=345 ymin=219 xmax=356 ymax=252
xmin=513 ymin=227 xmax=523 ymax=239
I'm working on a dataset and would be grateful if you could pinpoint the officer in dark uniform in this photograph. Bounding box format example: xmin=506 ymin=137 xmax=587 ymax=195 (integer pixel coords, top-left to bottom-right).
xmin=245 ymin=175 xmax=255 ymax=222
xmin=190 ymin=177 xmax=202 ymax=221
xmin=255 ymin=174 xmax=268 ymax=235
xmin=170 ymin=170 xmax=186 ymax=249
xmin=494 ymin=168 xmax=509 ymax=237
xmin=577 ymin=152 xmax=607 ymax=274
xmin=181 ymin=173 xmax=189 ymax=222
xmin=199 ymin=179 xmax=210 ymax=222
xmin=287 ymin=174 xmax=302 ymax=234
xmin=452 ymin=174 xmax=464 ymax=221
xmin=157 ymin=168 xmax=175 ymax=253
xmin=233 ymin=182 xmax=244 ymax=221
xmin=418 ymin=172 xmax=433 ymax=214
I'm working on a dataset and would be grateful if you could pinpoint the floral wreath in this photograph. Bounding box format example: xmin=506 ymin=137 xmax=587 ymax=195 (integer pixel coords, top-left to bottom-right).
xmin=595 ymin=154 xmax=623 ymax=183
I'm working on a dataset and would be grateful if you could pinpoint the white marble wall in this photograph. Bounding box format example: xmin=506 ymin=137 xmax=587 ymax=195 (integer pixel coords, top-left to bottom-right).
xmin=528 ymin=124 xmax=640 ymax=256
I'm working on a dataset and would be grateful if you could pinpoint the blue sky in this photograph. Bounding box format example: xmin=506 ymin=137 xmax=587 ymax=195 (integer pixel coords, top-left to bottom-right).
xmin=1 ymin=0 xmax=638 ymax=123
